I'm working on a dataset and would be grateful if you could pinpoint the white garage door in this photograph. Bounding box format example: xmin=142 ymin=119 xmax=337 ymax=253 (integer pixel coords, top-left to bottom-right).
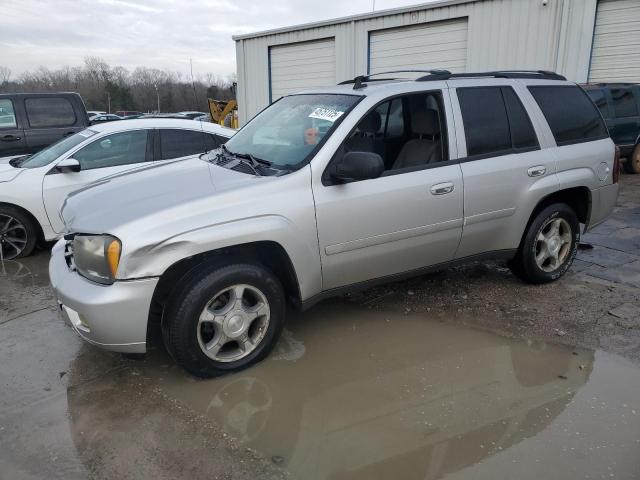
xmin=269 ymin=38 xmax=336 ymax=102
xmin=589 ymin=0 xmax=640 ymax=83
xmin=369 ymin=18 xmax=468 ymax=75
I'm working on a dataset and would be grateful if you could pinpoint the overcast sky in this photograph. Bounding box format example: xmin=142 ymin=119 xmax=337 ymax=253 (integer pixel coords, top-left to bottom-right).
xmin=1 ymin=0 xmax=435 ymax=80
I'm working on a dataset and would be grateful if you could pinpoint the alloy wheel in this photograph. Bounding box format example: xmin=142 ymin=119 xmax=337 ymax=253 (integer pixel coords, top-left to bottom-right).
xmin=197 ymin=284 xmax=271 ymax=363
xmin=0 ymin=214 xmax=28 ymax=260
xmin=534 ymin=217 xmax=572 ymax=273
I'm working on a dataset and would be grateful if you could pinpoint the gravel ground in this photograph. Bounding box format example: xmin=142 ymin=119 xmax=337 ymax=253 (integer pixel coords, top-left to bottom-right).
xmin=349 ymin=173 xmax=640 ymax=362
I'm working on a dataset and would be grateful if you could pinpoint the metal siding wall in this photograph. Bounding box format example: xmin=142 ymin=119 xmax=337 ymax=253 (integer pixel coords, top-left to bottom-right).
xmin=555 ymin=0 xmax=598 ymax=83
xmin=236 ymin=0 xmax=596 ymax=124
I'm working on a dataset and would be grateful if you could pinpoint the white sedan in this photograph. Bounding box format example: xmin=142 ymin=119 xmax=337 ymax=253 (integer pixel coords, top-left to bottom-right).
xmin=0 ymin=119 xmax=234 ymax=259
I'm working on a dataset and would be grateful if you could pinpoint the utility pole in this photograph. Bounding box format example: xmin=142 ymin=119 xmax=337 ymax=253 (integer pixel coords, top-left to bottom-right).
xmin=154 ymin=84 xmax=160 ymax=113
xmin=107 ymin=92 xmax=111 ymax=113
xmin=372 ymin=0 xmax=375 ymax=11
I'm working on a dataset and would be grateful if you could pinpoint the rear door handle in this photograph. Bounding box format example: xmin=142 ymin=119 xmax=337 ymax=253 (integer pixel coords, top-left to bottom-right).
xmin=527 ymin=166 xmax=546 ymax=177
xmin=1 ymin=135 xmax=21 ymax=142
xmin=430 ymin=182 xmax=454 ymax=195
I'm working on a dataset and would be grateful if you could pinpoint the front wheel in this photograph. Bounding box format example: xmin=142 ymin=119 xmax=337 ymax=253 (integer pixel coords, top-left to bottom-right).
xmin=623 ymin=145 xmax=640 ymax=174
xmin=509 ymin=203 xmax=580 ymax=284
xmin=0 ymin=206 xmax=37 ymax=260
xmin=163 ymin=263 xmax=285 ymax=378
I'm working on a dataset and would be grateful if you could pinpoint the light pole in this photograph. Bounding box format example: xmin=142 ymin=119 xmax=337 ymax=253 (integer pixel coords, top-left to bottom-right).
xmin=154 ymin=84 xmax=160 ymax=113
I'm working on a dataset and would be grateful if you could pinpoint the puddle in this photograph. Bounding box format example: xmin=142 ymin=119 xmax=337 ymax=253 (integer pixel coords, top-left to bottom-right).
xmin=133 ymin=301 xmax=640 ymax=480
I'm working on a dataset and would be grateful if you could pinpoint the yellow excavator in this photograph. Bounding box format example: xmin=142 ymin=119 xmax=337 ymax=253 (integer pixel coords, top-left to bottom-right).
xmin=207 ymin=98 xmax=238 ymax=129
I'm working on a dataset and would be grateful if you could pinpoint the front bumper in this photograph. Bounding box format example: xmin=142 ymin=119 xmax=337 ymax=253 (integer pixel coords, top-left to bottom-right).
xmin=49 ymin=240 xmax=158 ymax=353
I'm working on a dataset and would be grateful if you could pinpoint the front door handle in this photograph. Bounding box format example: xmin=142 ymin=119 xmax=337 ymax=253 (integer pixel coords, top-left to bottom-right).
xmin=527 ymin=166 xmax=546 ymax=177
xmin=430 ymin=182 xmax=454 ymax=195
xmin=1 ymin=135 xmax=21 ymax=142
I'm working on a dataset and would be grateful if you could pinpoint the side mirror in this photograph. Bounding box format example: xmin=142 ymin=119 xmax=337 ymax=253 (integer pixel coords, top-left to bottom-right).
xmin=330 ymin=151 xmax=384 ymax=182
xmin=56 ymin=158 xmax=81 ymax=173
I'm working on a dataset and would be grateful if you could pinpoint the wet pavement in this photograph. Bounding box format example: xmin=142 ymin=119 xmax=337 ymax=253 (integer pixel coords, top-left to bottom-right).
xmin=1 ymin=175 xmax=640 ymax=479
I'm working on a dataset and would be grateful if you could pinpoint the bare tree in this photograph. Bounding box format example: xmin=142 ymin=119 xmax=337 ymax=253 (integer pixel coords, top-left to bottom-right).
xmin=0 ymin=66 xmax=10 ymax=84
xmin=0 ymin=59 xmax=235 ymax=112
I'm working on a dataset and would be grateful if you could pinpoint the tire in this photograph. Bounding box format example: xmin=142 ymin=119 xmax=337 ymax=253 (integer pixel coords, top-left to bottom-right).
xmin=623 ymin=145 xmax=640 ymax=174
xmin=0 ymin=205 xmax=38 ymax=260
xmin=509 ymin=203 xmax=580 ymax=284
xmin=162 ymin=263 xmax=285 ymax=378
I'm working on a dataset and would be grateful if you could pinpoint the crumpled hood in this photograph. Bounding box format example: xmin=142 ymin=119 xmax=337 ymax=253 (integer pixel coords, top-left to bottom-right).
xmin=0 ymin=158 xmax=24 ymax=182
xmin=62 ymin=156 xmax=265 ymax=234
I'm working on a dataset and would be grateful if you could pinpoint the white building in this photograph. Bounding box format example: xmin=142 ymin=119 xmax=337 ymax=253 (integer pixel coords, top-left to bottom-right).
xmin=233 ymin=0 xmax=640 ymax=124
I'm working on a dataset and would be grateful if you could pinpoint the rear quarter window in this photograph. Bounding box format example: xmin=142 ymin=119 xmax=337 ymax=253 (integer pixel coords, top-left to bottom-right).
xmin=25 ymin=97 xmax=77 ymax=128
xmin=528 ymin=85 xmax=608 ymax=146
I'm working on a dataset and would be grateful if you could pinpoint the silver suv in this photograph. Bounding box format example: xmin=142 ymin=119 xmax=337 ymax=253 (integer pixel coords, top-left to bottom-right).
xmin=50 ymin=70 xmax=620 ymax=377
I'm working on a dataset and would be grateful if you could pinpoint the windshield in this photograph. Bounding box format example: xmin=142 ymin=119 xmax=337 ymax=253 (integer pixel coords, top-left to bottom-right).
xmin=221 ymin=94 xmax=360 ymax=169
xmin=19 ymin=130 xmax=97 ymax=168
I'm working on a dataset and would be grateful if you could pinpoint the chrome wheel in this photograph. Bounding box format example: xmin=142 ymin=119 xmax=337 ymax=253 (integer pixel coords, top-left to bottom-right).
xmin=534 ymin=217 xmax=572 ymax=272
xmin=0 ymin=214 xmax=28 ymax=260
xmin=197 ymin=284 xmax=270 ymax=363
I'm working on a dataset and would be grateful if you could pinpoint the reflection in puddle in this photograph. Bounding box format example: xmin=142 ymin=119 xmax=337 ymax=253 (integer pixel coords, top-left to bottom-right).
xmin=133 ymin=302 xmax=600 ymax=480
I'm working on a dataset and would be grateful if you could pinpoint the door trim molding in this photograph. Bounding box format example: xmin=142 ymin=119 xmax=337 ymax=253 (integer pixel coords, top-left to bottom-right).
xmin=325 ymin=218 xmax=463 ymax=255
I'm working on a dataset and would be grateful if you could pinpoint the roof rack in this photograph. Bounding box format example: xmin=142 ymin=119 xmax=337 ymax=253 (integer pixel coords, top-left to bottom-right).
xmin=416 ymin=70 xmax=567 ymax=81
xmin=339 ymin=69 xmax=452 ymax=89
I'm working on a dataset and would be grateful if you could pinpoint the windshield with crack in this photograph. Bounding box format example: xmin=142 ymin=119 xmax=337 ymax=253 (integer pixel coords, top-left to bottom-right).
xmin=216 ymin=94 xmax=360 ymax=170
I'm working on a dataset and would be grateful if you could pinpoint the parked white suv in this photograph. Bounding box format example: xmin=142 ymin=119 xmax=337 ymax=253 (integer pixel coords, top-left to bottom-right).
xmin=0 ymin=119 xmax=234 ymax=259
xmin=50 ymin=70 xmax=620 ymax=377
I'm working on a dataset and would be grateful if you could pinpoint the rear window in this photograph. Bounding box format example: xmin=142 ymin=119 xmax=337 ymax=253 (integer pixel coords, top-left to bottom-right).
xmin=610 ymin=87 xmax=638 ymax=118
xmin=25 ymin=97 xmax=77 ymax=128
xmin=159 ymin=129 xmax=220 ymax=160
xmin=528 ymin=86 xmax=608 ymax=146
xmin=457 ymin=86 xmax=538 ymax=157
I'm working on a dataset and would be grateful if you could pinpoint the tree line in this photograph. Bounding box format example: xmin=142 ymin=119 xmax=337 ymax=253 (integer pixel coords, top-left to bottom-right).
xmin=0 ymin=57 xmax=236 ymax=113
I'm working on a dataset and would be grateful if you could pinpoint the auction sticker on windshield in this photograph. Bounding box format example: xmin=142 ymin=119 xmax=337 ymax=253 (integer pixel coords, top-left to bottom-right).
xmin=309 ymin=107 xmax=344 ymax=122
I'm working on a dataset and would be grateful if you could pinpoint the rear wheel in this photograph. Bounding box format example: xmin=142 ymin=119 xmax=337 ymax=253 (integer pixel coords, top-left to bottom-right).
xmin=509 ymin=203 xmax=580 ymax=284
xmin=0 ymin=206 xmax=37 ymax=260
xmin=623 ymin=145 xmax=640 ymax=174
xmin=163 ymin=263 xmax=285 ymax=378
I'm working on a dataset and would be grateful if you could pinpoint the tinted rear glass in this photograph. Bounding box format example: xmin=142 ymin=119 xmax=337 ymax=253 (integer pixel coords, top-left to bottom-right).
xmin=25 ymin=97 xmax=77 ymax=128
xmin=528 ymin=86 xmax=608 ymax=145
xmin=160 ymin=129 xmax=220 ymax=160
xmin=457 ymin=87 xmax=511 ymax=156
xmin=502 ymin=87 xmax=538 ymax=150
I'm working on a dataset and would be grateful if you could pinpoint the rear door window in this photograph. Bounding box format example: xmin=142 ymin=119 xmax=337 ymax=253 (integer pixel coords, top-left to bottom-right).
xmin=159 ymin=129 xmax=220 ymax=160
xmin=0 ymin=99 xmax=17 ymax=129
xmin=610 ymin=87 xmax=638 ymax=118
xmin=502 ymin=87 xmax=538 ymax=150
xmin=528 ymin=86 xmax=608 ymax=145
xmin=457 ymin=87 xmax=511 ymax=157
xmin=25 ymin=97 xmax=77 ymax=128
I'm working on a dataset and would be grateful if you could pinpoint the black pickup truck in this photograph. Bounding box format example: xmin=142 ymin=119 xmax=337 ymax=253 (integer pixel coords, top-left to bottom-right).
xmin=0 ymin=92 xmax=89 ymax=158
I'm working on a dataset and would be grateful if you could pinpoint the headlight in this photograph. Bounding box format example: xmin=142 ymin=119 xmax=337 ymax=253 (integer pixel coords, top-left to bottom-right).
xmin=72 ymin=234 xmax=121 ymax=285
